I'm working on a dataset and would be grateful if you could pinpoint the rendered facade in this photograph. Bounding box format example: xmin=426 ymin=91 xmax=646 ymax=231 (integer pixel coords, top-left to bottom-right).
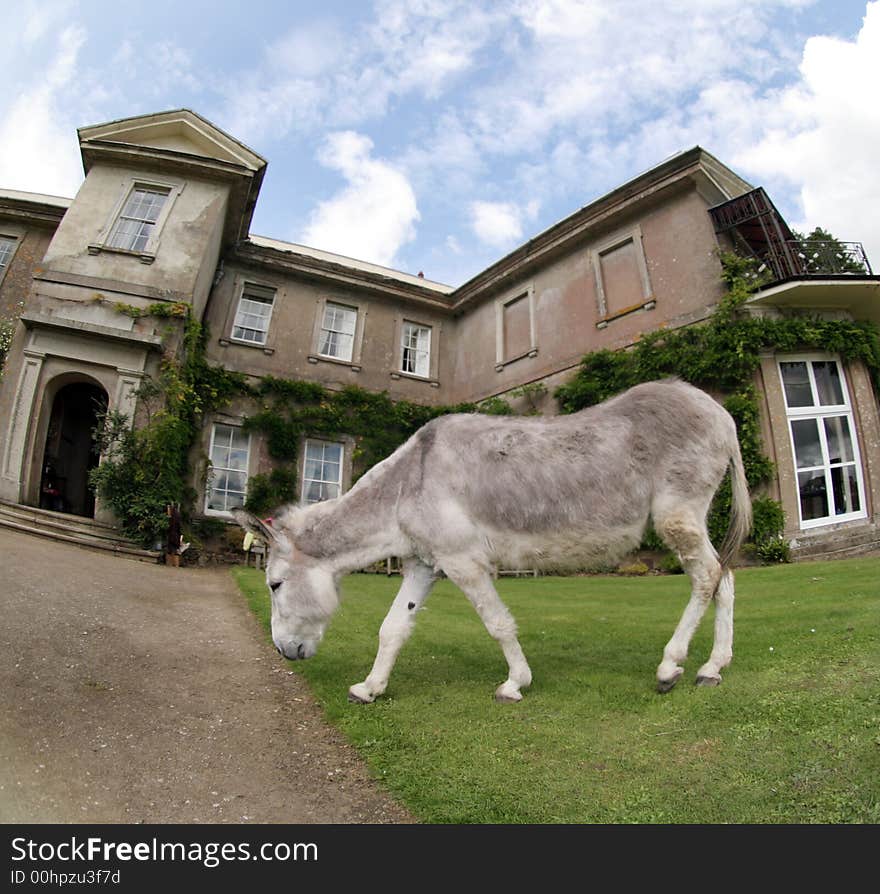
xmin=1 ymin=109 xmax=878 ymax=559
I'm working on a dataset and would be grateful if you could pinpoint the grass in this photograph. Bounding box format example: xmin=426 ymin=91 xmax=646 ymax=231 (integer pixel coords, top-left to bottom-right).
xmin=233 ymin=558 xmax=880 ymax=823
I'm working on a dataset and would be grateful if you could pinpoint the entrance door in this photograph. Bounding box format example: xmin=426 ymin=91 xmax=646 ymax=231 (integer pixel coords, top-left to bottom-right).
xmin=39 ymin=382 xmax=108 ymax=517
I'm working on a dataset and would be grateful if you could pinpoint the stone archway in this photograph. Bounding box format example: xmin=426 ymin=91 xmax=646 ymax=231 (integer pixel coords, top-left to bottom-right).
xmin=38 ymin=380 xmax=108 ymax=518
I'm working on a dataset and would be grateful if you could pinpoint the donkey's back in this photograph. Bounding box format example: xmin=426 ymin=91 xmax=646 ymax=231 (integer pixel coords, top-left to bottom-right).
xmin=398 ymin=379 xmax=748 ymax=572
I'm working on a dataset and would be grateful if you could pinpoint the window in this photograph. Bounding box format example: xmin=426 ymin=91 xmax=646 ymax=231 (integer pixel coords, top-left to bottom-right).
xmin=0 ymin=235 xmax=16 ymax=272
xmin=495 ymin=286 xmax=537 ymax=370
xmin=318 ymin=302 xmax=357 ymax=362
xmin=206 ymin=424 xmax=250 ymax=513
xmin=106 ymin=185 xmax=171 ymax=253
xmin=401 ymin=321 xmax=431 ymax=377
xmin=779 ymin=356 xmax=866 ymax=528
xmin=302 ymin=440 xmax=343 ymax=503
xmin=592 ymin=226 xmax=653 ymax=326
xmin=232 ymin=284 xmax=276 ymax=345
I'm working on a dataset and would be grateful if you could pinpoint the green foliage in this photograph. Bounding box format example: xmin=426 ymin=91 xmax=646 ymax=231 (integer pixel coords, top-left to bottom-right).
xmin=554 ymin=250 xmax=880 ymax=563
xmin=792 ymin=227 xmax=867 ymax=275
xmin=113 ymin=300 xmax=190 ymax=319
xmin=0 ymin=318 xmax=14 ymax=378
xmin=508 ymin=381 xmax=548 ymax=415
xmin=659 ymin=552 xmax=684 ymax=574
xmin=244 ymin=466 xmax=300 ymax=516
xmin=241 ymin=380 xmax=512 ymax=504
xmin=751 ymin=496 xmax=791 ymax=563
xmin=90 ymin=309 xmax=245 ymax=547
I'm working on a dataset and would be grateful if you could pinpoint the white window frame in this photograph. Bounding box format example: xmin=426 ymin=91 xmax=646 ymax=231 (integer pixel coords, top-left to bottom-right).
xmin=317 ymin=301 xmax=358 ymax=362
xmin=778 ymin=353 xmax=867 ymax=529
xmin=205 ymin=423 xmax=251 ymax=516
xmin=0 ymin=231 xmax=22 ymax=287
xmin=301 ymin=439 xmax=344 ymax=504
xmin=89 ymin=176 xmax=184 ymax=264
xmin=231 ymin=283 xmax=276 ymax=346
xmin=400 ymin=320 xmax=432 ymax=378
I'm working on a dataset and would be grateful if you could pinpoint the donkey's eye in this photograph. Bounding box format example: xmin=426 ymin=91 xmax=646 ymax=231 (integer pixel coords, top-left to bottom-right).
xmin=269 ymin=581 xmax=283 ymax=592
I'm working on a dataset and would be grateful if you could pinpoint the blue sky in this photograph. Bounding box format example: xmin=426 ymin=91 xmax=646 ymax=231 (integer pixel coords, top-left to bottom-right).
xmin=1 ymin=0 xmax=878 ymax=286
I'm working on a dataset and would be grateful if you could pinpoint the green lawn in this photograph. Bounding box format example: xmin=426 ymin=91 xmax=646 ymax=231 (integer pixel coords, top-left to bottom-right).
xmin=233 ymin=559 xmax=880 ymax=823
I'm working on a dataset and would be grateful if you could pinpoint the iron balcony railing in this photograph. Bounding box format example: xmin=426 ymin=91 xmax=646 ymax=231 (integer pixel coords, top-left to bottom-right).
xmin=709 ymin=188 xmax=874 ymax=283
xmin=785 ymin=240 xmax=872 ymax=277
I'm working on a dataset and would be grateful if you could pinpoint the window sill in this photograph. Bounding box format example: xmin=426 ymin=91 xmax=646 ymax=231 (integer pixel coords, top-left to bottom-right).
xmin=308 ymin=353 xmax=361 ymax=372
xmin=88 ymin=243 xmax=156 ymax=265
xmin=203 ymin=508 xmax=240 ymax=519
xmin=219 ymin=337 xmax=275 ymax=355
xmin=390 ymin=371 xmax=440 ymax=388
xmin=495 ymin=348 xmax=538 ymax=372
xmin=596 ymin=298 xmax=655 ymax=329
xmin=798 ymin=510 xmax=868 ymax=530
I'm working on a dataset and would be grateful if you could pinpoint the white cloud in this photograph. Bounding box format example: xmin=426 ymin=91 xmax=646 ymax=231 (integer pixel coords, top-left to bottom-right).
xmin=299 ymin=131 xmax=420 ymax=267
xmin=470 ymin=200 xmax=526 ymax=248
xmin=0 ymin=25 xmax=85 ymax=197
xmin=737 ymin=1 xmax=880 ymax=261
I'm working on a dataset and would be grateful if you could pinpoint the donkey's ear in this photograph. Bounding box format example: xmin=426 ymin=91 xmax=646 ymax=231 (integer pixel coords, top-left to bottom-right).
xmin=231 ymin=509 xmax=280 ymax=544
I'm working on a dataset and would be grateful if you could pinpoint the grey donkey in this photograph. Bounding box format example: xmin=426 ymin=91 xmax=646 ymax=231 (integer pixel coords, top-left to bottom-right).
xmin=234 ymin=378 xmax=751 ymax=702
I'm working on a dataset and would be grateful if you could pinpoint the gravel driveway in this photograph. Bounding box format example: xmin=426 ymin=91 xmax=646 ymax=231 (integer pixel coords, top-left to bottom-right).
xmin=0 ymin=527 xmax=412 ymax=824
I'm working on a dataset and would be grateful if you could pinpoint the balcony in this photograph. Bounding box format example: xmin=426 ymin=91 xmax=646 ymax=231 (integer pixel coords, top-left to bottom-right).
xmin=709 ymin=187 xmax=880 ymax=323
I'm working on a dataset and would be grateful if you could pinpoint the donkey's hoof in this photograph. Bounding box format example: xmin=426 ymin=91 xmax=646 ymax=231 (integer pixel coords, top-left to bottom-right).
xmin=347 ymin=684 xmax=375 ymax=704
xmin=656 ymin=667 xmax=684 ymax=693
xmin=695 ymin=674 xmax=722 ymax=687
xmin=494 ymin=683 xmax=523 ymax=703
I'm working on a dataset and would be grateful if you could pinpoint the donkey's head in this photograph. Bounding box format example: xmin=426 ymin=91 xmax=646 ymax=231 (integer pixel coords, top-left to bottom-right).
xmin=233 ymin=509 xmax=339 ymax=661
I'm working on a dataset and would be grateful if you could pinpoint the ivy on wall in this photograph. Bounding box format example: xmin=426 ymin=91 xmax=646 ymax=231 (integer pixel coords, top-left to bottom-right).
xmin=555 ymin=252 xmax=880 ymax=562
xmin=240 ymin=377 xmax=508 ymax=515
xmin=90 ymin=310 xmax=246 ymax=547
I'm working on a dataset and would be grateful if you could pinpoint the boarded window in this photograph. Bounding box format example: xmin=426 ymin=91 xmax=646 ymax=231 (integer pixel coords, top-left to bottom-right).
xmin=503 ymin=294 xmax=532 ymax=361
xmin=597 ymin=238 xmax=646 ymax=317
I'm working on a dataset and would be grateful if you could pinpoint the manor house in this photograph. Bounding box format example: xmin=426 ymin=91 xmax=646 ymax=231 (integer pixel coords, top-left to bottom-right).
xmin=1 ymin=110 xmax=878 ymax=559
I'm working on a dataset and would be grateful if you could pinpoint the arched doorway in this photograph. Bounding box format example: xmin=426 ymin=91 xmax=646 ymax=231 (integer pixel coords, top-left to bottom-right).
xmin=38 ymin=381 xmax=108 ymax=518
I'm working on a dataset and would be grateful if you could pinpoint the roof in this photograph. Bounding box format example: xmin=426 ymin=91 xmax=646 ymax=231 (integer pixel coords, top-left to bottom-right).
xmin=247 ymin=235 xmax=454 ymax=294
xmin=0 ymin=189 xmax=72 ymax=209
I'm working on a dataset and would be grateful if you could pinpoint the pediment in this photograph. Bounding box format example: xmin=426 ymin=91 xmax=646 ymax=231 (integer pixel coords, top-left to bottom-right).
xmin=78 ymin=109 xmax=265 ymax=172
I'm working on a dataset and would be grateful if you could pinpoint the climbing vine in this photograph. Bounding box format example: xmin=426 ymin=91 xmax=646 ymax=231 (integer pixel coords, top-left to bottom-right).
xmin=555 ymin=251 xmax=880 ymax=562
xmin=240 ymin=377 xmax=508 ymax=515
xmin=90 ymin=310 xmax=246 ymax=547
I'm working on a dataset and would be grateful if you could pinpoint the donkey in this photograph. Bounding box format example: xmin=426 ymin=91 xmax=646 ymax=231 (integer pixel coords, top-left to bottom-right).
xmin=234 ymin=378 xmax=751 ymax=702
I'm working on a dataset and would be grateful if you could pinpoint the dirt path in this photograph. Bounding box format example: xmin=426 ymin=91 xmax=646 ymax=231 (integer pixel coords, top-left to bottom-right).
xmin=0 ymin=527 xmax=412 ymax=824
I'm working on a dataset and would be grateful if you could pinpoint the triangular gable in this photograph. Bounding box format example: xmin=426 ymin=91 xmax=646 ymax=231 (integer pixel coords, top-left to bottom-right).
xmin=78 ymin=109 xmax=265 ymax=172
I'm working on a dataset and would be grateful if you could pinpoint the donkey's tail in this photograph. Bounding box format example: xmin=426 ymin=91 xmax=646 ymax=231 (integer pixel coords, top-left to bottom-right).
xmin=717 ymin=439 xmax=752 ymax=570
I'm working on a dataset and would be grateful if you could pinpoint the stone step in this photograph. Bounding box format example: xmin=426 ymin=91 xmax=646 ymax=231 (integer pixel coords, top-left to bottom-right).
xmin=0 ymin=502 xmax=161 ymax=562
xmin=0 ymin=501 xmax=132 ymax=544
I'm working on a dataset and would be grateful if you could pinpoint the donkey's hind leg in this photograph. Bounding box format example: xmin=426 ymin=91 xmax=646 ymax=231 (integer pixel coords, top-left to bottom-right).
xmin=654 ymin=506 xmax=723 ymax=692
xmin=348 ymin=558 xmax=437 ymax=704
xmin=695 ymin=569 xmax=735 ymax=686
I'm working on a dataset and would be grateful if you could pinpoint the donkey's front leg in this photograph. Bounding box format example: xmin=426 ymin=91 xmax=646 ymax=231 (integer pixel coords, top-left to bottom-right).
xmin=348 ymin=558 xmax=437 ymax=704
xmin=442 ymin=557 xmax=532 ymax=703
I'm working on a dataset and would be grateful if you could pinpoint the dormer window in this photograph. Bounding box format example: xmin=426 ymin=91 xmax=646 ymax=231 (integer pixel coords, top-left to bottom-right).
xmin=106 ymin=186 xmax=170 ymax=253
xmin=89 ymin=177 xmax=183 ymax=264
